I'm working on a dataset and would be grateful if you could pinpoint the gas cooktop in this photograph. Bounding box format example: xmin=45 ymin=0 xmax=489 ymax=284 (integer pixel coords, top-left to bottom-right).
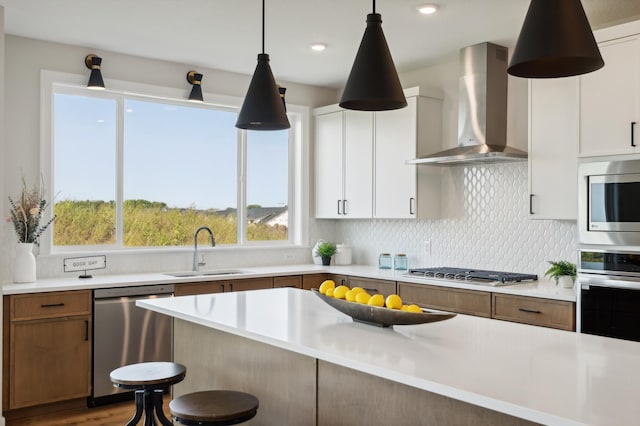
xmin=405 ymin=267 xmax=538 ymax=287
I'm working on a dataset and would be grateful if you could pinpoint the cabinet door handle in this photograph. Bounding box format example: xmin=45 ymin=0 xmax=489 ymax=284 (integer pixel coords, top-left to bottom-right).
xmin=529 ymin=194 xmax=535 ymax=215
xmin=229 ymin=283 xmax=234 ymax=292
xmin=84 ymin=320 xmax=89 ymax=341
xmin=221 ymin=283 xmax=225 ymax=293
xmin=343 ymin=200 xmax=348 ymax=215
xmin=632 ymin=121 xmax=637 ymax=147
xmin=41 ymin=303 xmax=65 ymax=308
xmin=409 ymin=198 xmax=415 ymax=215
xmin=337 ymin=200 xmax=342 ymax=215
xmin=362 ymin=287 xmax=379 ymax=293
xmin=518 ymin=308 xmax=541 ymax=314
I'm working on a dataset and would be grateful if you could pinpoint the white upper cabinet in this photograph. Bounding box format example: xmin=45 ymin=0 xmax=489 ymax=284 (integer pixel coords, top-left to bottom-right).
xmin=374 ymin=94 xmax=442 ymax=219
xmin=528 ymin=78 xmax=579 ymax=220
xmin=314 ymin=87 xmax=442 ymax=220
xmin=579 ymin=32 xmax=640 ymax=157
xmin=315 ymin=108 xmax=373 ymax=219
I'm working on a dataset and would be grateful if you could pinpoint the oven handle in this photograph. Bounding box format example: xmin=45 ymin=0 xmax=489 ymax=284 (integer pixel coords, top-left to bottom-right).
xmin=579 ymin=275 xmax=640 ymax=291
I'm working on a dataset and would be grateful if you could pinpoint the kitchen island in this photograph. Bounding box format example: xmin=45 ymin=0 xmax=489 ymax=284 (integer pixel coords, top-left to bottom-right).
xmin=138 ymin=288 xmax=637 ymax=426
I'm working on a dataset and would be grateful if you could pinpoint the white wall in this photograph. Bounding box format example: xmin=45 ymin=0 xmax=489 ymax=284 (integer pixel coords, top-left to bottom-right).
xmin=2 ymin=35 xmax=339 ymax=281
xmin=327 ymin=53 xmax=578 ymax=278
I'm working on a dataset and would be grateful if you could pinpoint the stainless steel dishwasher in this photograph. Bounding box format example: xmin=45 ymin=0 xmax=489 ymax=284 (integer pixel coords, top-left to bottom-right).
xmin=90 ymin=284 xmax=175 ymax=406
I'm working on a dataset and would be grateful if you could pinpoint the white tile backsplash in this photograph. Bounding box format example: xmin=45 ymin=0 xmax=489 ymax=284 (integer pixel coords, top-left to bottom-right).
xmin=329 ymin=163 xmax=578 ymax=278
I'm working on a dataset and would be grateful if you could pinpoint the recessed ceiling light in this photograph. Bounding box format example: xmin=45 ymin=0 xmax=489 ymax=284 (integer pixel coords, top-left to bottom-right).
xmin=310 ymin=43 xmax=327 ymax=52
xmin=417 ymin=4 xmax=439 ymax=15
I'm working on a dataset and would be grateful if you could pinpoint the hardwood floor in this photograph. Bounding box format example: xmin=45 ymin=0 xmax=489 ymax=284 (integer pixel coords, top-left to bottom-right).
xmin=6 ymin=396 xmax=170 ymax=426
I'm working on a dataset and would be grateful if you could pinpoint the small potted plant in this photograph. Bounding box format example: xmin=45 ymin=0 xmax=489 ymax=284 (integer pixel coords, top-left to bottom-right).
xmin=316 ymin=242 xmax=337 ymax=266
xmin=544 ymin=260 xmax=577 ymax=288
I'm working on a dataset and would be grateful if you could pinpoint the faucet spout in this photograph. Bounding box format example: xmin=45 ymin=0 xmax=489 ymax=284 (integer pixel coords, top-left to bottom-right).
xmin=193 ymin=226 xmax=216 ymax=272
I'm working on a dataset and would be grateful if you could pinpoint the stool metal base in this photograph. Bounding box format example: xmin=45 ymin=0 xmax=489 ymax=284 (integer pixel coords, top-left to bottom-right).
xmin=126 ymin=389 xmax=172 ymax=426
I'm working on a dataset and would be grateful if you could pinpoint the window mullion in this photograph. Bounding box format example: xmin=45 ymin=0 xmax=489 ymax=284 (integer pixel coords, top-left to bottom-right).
xmin=237 ymin=129 xmax=247 ymax=245
xmin=115 ymin=97 xmax=125 ymax=248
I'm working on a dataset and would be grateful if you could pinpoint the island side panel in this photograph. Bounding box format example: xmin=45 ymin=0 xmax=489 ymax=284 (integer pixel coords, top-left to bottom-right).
xmin=317 ymin=361 xmax=540 ymax=426
xmin=173 ymin=319 xmax=317 ymax=426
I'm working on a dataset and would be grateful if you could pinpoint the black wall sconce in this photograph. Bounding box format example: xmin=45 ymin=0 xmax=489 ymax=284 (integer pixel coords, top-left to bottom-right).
xmin=187 ymin=71 xmax=204 ymax=102
xmin=84 ymin=54 xmax=105 ymax=90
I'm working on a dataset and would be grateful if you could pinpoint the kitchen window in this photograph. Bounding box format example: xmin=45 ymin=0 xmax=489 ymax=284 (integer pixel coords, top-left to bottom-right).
xmin=43 ymin=72 xmax=302 ymax=252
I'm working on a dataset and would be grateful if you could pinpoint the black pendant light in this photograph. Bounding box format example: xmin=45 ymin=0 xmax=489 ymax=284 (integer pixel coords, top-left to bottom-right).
xmin=339 ymin=0 xmax=406 ymax=111
xmin=236 ymin=0 xmax=290 ymax=130
xmin=84 ymin=54 xmax=105 ymax=90
xmin=186 ymin=71 xmax=204 ymax=102
xmin=508 ymin=0 xmax=604 ymax=78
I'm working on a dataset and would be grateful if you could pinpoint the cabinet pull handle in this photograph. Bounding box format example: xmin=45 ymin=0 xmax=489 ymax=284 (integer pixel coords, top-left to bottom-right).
xmin=632 ymin=121 xmax=637 ymax=147
xmin=337 ymin=200 xmax=342 ymax=215
xmin=363 ymin=287 xmax=379 ymax=293
xmin=229 ymin=283 xmax=234 ymax=292
xmin=529 ymin=194 xmax=534 ymax=215
xmin=518 ymin=308 xmax=541 ymax=314
xmin=343 ymin=200 xmax=348 ymax=215
xmin=41 ymin=303 xmax=65 ymax=308
xmin=84 ymin=320 xmax=89 ymax=341
xmin=221 ymin=283 xmax=225 ymax=293
xmin=409 ymin=197 xmax=415 ymax=215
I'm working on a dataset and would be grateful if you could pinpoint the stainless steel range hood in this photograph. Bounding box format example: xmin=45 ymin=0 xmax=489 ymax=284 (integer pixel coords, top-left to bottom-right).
xmin=407 ymin=42 xmax=528 ymax=166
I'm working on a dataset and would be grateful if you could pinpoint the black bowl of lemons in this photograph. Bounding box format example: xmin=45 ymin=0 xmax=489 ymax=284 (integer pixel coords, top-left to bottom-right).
xmin=312 ymin=280 xmax=456 ymax=328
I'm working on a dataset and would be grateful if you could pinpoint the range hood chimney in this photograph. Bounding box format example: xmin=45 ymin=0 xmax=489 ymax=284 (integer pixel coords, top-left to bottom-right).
xmin=407 ymin=42 xmax=528 ymax=166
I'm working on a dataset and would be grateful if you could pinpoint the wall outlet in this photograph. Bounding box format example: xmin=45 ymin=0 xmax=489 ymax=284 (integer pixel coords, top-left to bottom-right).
xmin=424 ymin=240 xmax=431 ymax=255
xmin=284 ymin=254 xmax=295 ymax=261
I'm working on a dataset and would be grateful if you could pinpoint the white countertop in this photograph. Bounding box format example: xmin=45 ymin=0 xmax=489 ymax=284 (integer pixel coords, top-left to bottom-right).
xmin=1 ymin=264 xmax=575 ymax=302
xmin=138 ymin=288 xmax=637 ymax=426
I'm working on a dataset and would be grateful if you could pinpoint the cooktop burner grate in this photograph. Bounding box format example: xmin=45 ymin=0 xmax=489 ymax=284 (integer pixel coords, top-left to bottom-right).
xmin=406 ymin=267 xmax=537 ymax=285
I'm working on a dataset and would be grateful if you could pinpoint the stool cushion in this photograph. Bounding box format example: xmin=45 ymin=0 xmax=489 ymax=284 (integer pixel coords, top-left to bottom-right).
xmin=110 ymin=362 xmax=187 ymax=389
xmin=170 ymin=390 xmax=259 ymax=424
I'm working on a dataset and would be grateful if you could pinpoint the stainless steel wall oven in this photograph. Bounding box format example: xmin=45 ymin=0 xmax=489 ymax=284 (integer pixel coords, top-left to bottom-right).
xmin=578 ymin=250 xmax=640 ymax=342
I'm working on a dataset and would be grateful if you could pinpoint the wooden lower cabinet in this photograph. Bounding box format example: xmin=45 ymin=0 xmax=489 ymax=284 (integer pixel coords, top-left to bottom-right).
xmin=398 ymin=282 xmax=492 ymax=317
xmin=348 ymin=276 xmax=396 ymax=297
xmin=492 ymin=294 xmax=576 ymax=331
xmin=274 ymin=275 xmax=302 ymax=288
xmin=327 ymin=274 xmax=349 ymax=286
xmin=302 ymin=273 xmax=328 ymax=290
xmin=175 ymin=281 xmax=226 ymax=296
xmin=4 ymin=290 xmax=92 ymax=410
xmin=228 ymin=277 xmax=273 ymax=292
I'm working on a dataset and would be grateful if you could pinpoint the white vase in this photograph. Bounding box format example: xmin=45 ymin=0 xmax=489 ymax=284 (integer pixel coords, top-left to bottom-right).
xmin=557 ymin=275 xmax=574 ymax=288
xmin=13 ymin=243 xmax=36 ymax=283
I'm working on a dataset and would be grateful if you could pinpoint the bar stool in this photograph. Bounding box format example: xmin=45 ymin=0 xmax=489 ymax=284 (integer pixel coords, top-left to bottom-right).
xmin=170 ymin=390 xmax=259 ymax=425
xmin=110 ymin=361 xmax=187 ymax=426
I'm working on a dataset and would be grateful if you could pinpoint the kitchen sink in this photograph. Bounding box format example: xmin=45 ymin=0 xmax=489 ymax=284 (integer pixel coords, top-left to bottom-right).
xmin=163 ymin=269 xmax=247 ymax=278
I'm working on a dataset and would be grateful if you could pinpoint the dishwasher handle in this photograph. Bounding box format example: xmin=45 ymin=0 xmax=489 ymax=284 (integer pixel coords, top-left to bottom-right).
xmin=94 ymin=284 xmax=175 ymax=299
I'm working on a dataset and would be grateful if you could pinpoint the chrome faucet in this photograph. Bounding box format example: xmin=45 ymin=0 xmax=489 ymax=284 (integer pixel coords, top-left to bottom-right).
xmin=193 ymin=226 xmax=216 ymax=271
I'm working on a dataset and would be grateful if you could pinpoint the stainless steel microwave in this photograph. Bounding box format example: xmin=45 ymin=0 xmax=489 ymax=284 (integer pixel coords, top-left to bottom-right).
xmin=579 ymin=159 xmax=640 ymax=245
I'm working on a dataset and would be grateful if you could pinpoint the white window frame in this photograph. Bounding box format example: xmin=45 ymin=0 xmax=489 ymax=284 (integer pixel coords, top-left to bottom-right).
xmin=40 ymin=70 xmax=307 ymax=254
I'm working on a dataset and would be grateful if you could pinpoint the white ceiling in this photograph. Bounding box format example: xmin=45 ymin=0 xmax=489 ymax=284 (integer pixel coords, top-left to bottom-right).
xmin=1 ymin=0 xmax=640 ymax=88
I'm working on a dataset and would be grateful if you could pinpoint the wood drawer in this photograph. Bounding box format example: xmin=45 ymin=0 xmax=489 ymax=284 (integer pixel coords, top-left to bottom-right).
xmin=492 ymin=294 xmax=575 ymax=331
xmin=302 ymin=273 xmax=328 ymax=290
xmin=398 ymin=283 xmax=491 ymax=317
xmin=274 ymin=276 xmax=302 ymax=289
xmin=175 ymin=281 xmax=226 ymax=296
xmin=228 ymin=277 xmax=274 ymax=292
xmin=11 ymin=291 xmax=91 ymax=321
xmin=348 ymin=277 xmax=396 ymax=297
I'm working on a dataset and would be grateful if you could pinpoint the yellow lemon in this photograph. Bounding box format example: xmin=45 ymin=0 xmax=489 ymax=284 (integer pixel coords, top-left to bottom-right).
xmin=333 ymin=285 xmax=350 ymax=300
xmin=385 ymin=294 xmax=403 ymax=310
xmin=407 ymin=304 xmax=423 ymax=313
xmin=319 ymin=280 xmax=336 ymax=295
xmin=368 ymin=294 xmax=385 ymax=307
xmin=400 ymin=304 xmax=409 ymax=311
xmin=345 ymin=289 xmax=358 ymax=302
xmin=350 ymin=287 xmax=365 ymax=294
xmin=355 ymin=292 xmax=371 ymax=304
xmin=325 ymin=288 xmax=334 ymax=297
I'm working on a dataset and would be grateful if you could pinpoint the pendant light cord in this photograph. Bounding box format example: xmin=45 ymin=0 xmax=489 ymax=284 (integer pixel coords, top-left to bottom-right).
xmin=372 ymin=0 xmax=376 ymax=13
xmin=262 ymin=0 xmax=265 ymax=54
